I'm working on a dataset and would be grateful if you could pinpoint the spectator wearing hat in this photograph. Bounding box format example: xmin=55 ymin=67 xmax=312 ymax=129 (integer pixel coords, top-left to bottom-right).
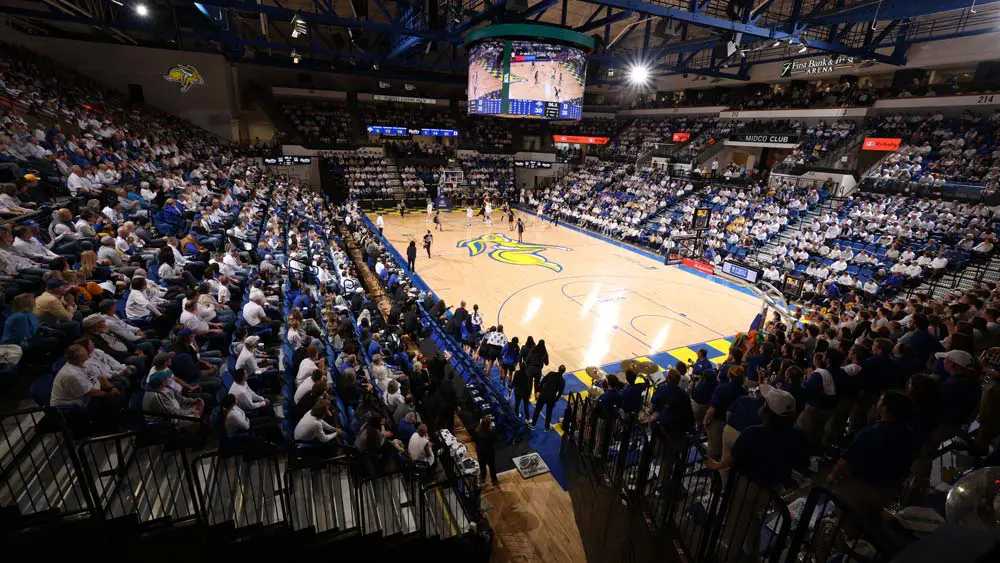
xmin=142 ymin=364 xmax=204 ymax=431
xmin=829 ymin=390 xmax=918 ymax=528
xmin=236 ymin=334 xmax=280 ymax=390
xmin=707 ymin=383 xmax=806 ymax=482
xmin=51 ymin=343 xmax=121 ymax=430
xmin=910 ymin=349 xmax=982 ymax=493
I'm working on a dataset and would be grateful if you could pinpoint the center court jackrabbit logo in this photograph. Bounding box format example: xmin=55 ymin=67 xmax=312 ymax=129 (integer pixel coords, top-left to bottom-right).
xmin=456 ymin=233 xmax=570 ymax=272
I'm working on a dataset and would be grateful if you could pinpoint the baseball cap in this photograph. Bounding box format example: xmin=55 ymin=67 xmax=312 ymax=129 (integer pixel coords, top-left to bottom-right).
xmin=152 ymin=351 xmax=175 ymax=368
xmin=759 ymin=384 xmax=796 ymax=417
xmin=147 ymin=370 xmax=170 ymax=387
xmin=23 ymin=173 xmax=40 ymax=181
xmin=935 ymin=350 xmax=975 ymax=368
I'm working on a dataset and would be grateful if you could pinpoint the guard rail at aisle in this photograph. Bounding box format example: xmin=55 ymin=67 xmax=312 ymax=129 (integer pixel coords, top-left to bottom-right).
xmin=559 ymin=393 xmax=907 ymax=563
xmin=355 ymin=214 xmax=530 ymax=443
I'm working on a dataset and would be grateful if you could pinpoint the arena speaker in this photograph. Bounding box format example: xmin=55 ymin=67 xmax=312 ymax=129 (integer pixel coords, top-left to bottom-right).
xmin=972 ymin=61 xmax=1000 ymax=91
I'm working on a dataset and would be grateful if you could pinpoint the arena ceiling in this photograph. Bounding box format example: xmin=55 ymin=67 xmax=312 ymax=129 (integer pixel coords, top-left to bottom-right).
xmin=1 ymin=0 xmax=998 ymax=86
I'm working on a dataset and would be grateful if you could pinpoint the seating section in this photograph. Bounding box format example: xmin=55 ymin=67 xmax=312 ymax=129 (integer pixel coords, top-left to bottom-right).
xmin=460 ymin=154 xmax=514 ymax=197
xmin=281 ymin=99 xmax=355 ymax=146
xmin=867 ymin=111 xmax=1000 ymax=188
xmin=362 ymin=103 xmax=457 ymax=130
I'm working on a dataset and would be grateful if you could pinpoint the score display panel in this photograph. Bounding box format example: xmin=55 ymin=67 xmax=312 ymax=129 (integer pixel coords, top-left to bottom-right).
xmin=468 ymin=38 xmax=586 ymax=120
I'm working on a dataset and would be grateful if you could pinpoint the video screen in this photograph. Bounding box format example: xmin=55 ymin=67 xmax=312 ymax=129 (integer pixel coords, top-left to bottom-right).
xmin=467 ymin=39 xmax=587 ymax=120
xmin=468 ymin=40 xmax=504 ymax=116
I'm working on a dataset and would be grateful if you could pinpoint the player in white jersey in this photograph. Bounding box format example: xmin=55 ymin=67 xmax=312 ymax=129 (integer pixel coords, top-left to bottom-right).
xmin=484 ymin=202 xmax=493 ymax=225
xmin=466 ymin=206 xmax=474 ymax=226
xmin=426 ymin=200 xmax=433 ymax=223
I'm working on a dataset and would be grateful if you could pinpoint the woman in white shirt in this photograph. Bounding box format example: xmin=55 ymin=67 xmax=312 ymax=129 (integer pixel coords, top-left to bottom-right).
xmin=293 ymin=399 xmax=340 ymax=443
xmin=125 ymin=277 xmax=160 ymax=319
xmin=385 ymin=379 xmax=404 ymax=409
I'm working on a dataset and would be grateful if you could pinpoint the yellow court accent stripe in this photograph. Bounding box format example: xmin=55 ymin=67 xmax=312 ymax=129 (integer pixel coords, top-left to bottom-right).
xmin=666 ymin=346 xmax=699 ymax=365
xmin=573 ymin=369 xmax=593 ymax=388
xmin=552 ymin=422 xmax=564 ymax=436
xmin=434 ymin=487 xmax=457 ymax=537
xmin=706 ymin=338 xmax=733 ymax=355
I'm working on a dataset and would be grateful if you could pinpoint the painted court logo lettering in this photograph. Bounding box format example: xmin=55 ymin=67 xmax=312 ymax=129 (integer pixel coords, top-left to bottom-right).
xmin=457 ymin=233 xmax=570 ymax=272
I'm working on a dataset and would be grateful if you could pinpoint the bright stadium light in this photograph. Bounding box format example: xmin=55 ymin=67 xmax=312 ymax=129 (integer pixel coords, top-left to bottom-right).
xmin=135 ymin=3 xmax=149 ymax=17
xmin=628 ymin=63 xmax=651 ymax=85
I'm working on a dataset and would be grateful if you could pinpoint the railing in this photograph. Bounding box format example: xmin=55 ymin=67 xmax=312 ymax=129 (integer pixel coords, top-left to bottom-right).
xmin=560 ymin=393 xmax=906 ymax=563
xmin=0 ymin=407 xmax=94 ymax=529
xmin=1 ymin=405 xmax=480 ymax=544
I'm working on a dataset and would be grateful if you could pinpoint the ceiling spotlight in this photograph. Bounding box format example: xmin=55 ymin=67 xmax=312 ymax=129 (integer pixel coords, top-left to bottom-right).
xmin=798 ymin=44 xmax=808 ymax=53
xmin=627 ymin=63 xmax=651 ymax=86
xmin=291 ymin=50 xmax=301 ymax=64
xmin=135 ymin=3 xmax=149 ymax=17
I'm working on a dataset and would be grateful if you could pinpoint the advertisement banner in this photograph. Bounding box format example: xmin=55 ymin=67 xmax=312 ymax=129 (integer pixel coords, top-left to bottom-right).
xmin=862 ymin=137 xmax=902 ymax=151
xmin=681 ymin=258 xmax=715 ymax=275
xmin=672 ymin=132 xmax=691 ymax=143
xmin=552 ymin=135 xmax=610 ymax=145
xmin=729 ymin=133 xmax=799 ymax=144
xmin=373 ymin=94 xmax=438 ymax=105
xmin=780 ymin=55 xmax=856 ymax=78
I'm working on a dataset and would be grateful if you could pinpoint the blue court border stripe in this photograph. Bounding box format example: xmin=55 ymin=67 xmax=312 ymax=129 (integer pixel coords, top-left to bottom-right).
xmin=514 ymin=206 xmax=759 ymax=299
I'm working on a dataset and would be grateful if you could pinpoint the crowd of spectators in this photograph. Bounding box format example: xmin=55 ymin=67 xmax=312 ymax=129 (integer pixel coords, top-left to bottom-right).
xmin=778 ymin=120 xmax=859 ymax=169
xmin=867 ymin=111 xmax=1000 ymax=188
xmin=281 ymin=99 xmax=355 ymax=146
xmin=327 ymin=155 xmax=398 ymax=199
xmin=732 ymin=82 xmax=878 ymax=110
xmin=462 ymin=118 xmax=513 ymax=152
xmin=609 ymin=116 xmax=721 ymax=160
xmin=362 ymin=103 xmax=457 ymax=130
xmin=461 ymin=155 xmax=514 ymax=197
xmin=764 ymin=192 xmax=998 ymax=302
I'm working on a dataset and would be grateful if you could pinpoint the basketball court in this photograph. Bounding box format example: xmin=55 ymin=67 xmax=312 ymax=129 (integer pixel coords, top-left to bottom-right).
xmin=508 ymin=60 xmax=580 ymax=103
xmin=371 ymin=208 xmax=760 ymax=376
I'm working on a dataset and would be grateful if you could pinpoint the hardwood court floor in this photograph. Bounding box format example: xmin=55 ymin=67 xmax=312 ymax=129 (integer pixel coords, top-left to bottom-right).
xmin=373 ymin=211 xmax=761 ymax=372
xmin=454 ymin=418 xmax=587 ymax=563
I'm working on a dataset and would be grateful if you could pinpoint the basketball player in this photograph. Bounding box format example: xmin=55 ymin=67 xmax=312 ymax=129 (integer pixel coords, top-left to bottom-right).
xmin=484 ymin=200 xmax=493 ymax=226
xmin=534 ymin=201 xmax=544 ymax=226
xmin=508 ymin=208 xmax=516 ymax=231
xmin=426 ymin=199 xmax=433 ymax=223
xmin=397 ymin=200 xmax=405 ymax=217
xmin=433 ymin=210 xmax=443 ymax=231
xmin=466 ymin=205 xmax=474 ymax=226
xmin=516 ymin=217 xmax=525 ymax=242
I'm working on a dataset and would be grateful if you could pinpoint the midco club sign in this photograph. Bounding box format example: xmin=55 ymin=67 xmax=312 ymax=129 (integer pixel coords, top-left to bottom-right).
xmin=729 ymin=133 xmax=799 ymax=144
xmin=780 ymin=55 xmax=856 ymax=78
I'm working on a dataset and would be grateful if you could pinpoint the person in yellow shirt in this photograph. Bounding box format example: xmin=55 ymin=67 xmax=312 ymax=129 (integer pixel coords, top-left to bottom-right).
xmin=34 ymin=278 xmax=81 ymax=339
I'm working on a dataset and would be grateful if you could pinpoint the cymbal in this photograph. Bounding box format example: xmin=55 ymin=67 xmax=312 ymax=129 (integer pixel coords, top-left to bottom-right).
xmin=620 ymin=359 xmax=639 ymax=372
xmin=634 ymin=361 xmax=660 ymax=375
xmin=584 ymin=366 xmax=607 ymax=380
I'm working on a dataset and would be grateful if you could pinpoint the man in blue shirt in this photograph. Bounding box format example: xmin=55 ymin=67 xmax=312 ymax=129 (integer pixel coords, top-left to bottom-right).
xmin=647 ymin=370 xmax=694 ymax=445
xmin=705 ymin=366 xmax=746 ymax=459
xmin=829 ymin=390 xmax=917 ymax=528
xmin=707 ymin=383 xmax=807 ymax=487
xmin=743 ymin=342 xmax=775 ymax=383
